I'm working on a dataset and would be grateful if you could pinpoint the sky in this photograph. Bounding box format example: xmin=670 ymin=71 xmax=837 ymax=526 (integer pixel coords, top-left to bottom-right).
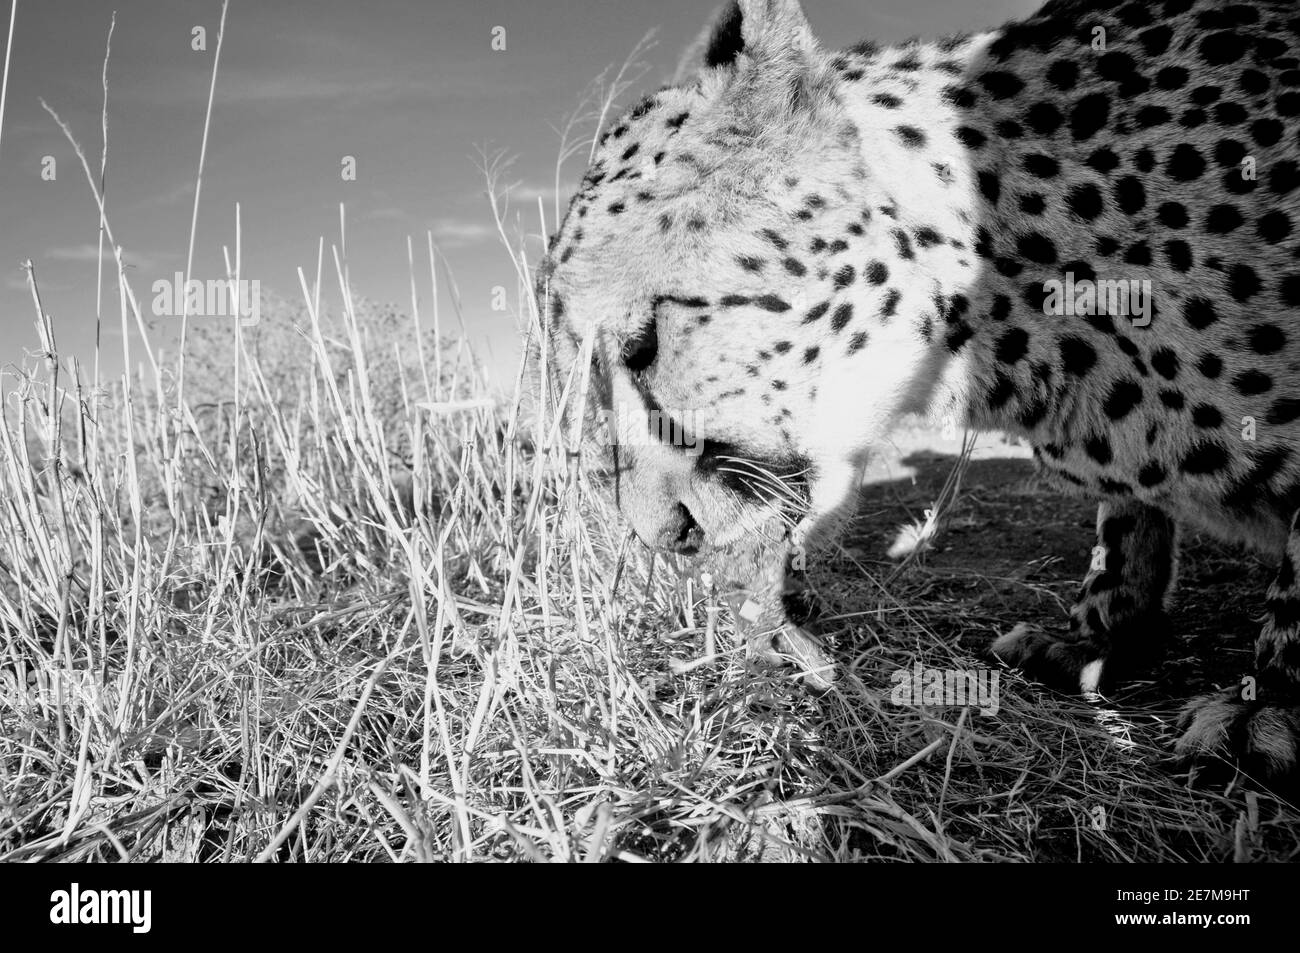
xmin=0 ymin=0 xmax=1038 ymax=392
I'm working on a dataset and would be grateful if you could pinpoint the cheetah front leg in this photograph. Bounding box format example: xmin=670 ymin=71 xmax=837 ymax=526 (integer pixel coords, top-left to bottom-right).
xmin=1177 ymin=511 xmax=1300 ymax=777
xmin=711 ymin=535 xmax=834 ymax=687
xmin=729 ymin=459 xmax=863 ymax=689
xmin=994 ymin=499 xmax=1177 ymax=693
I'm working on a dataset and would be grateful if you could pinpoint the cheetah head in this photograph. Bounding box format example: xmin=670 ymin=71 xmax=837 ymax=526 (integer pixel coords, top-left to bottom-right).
xmin=540 ymin=0 xmax=955 ymax=554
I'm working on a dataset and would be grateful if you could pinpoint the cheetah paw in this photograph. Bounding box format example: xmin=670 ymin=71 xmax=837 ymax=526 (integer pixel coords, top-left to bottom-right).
xmin=740 ymin=600 xmax=836 ymax=690
xmin=1175 ymin=687 xmax=1300 ymax=778
xmin=992 ymin=622 xmax=1107 ymax=694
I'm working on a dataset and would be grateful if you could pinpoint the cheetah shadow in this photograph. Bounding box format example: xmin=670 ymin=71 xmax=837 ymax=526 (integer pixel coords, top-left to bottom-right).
xmin=814 ymin=448 xmax=1272 ymax=707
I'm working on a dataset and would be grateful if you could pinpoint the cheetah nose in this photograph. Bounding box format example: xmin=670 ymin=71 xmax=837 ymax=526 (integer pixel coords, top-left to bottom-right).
xmin=656 ymin=502 xmax=705 ymax=555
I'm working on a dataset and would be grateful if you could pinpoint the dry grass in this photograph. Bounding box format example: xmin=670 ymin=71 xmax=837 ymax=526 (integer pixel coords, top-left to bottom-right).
xmin=3 ymin=13 xmax=1298 ymax=864
xmin=5 ymin=216 xmax=1298 ymax=863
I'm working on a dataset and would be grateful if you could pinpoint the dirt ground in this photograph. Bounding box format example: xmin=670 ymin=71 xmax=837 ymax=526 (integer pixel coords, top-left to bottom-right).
xmin=836 ymin=427 xmax=1272 ymax=704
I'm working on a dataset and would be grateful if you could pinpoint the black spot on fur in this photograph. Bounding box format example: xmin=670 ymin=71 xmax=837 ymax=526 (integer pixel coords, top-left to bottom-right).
xmin=1192 ymin=404 xmax=1223 ymax=428
xmin=979 ymin=71 xmax=1025 ymax=98
xmin=1016 ymin=232 xmax=1057 ymax=264
xmin=1227 ymin=264 xmax=1260 ymax=301
xmin=1138 ymin=24 xmax=1173 ymax=56
xmin=1026 ymin=102 xmax=1064 ymax=135
xmin=1047 ymin=59 xmax=1078 ymax=90
xmin=895 ymin=125 xmax=926 ymax=148
xmin=1150 ymin=348 xmax=1179 ymax=380
xmin=1248 ymin=324 xmax=1287 ymax=354
xmin=1258 ymin=210 xmax=1293 ymax=243
xmin=1085 ymin=435 xmax=1113 ymax=465
xmin=1138 ymin=462 xmax=1167 ymax=487
xmin=1214 ymin=101 xmax=1247 ymax=125
xmin=1164 ymin=240 xmax=1192 ymax=271
xmin=1191 ymin=85 xmax=1221 ymax=106
xmin=987 ymin=373 xmax=1016 ymax=409
xmin=893 ymin=229 xmax=915 ymax=259
xmin=1280 ymin=274 xmax=1300 ymax=307
xmin=1158 ymin=202 xmax=1189 ymax=227
xmin=1267 ymin=398 xmax=1300 ymax=425
xmin=1206 ymin=204 xmax=1243 ymax=232
xmin=1104 ymin=380 xmax=1143 ymax=420
xmin=1023 ymin=154 xmax=1060 ymax=178
xmin=1136 ymin=105 xmax=1170 ymax=128
xmin=1060 ymin=337 xmax=1096 ymax=376
xmin=1124 ymin=242 xmax=1151 ymax=265
xmin=1097 ymin=51 xmax=1139 ymax=84
xmin=1183 ymin=297 xmax=1218 ymax=330
xmin=996 ymin=327 xmax=1030 ymax=365
xmin=1020 ymin=193 xmax=1046 ymax=215
xmin=912 ymin=228 xmax=942 ymax=250
xmin=978 ymin=170 xmax=1001 ymax=204
xmin=1233 ymin=369 xmax=1273 ymax=395
xmin=1271 ymin=161 xmax=1300 ymax=195
xmin=1157 ymin=66 xmax=1188 ymax=89
xmin=1115 ymin=176 xmax=1146 ymax=214
xmin=1252 ymin=118 xmax=1284 ymax=146
xmin=1166 ymin=143 xmax=1206 ymax=180
xmin=802 ymin=301 xmax=829 ymax=324
xmin=1067 ymin=183 xmax=1103 ymax=219
xmin=1199 ymin=31 xmax=1250 ymax=66
xmin=1086 ymin=147 xmax=1119 ymax=173
xmin=1181 ymin=441 xmax=1230 ymax=475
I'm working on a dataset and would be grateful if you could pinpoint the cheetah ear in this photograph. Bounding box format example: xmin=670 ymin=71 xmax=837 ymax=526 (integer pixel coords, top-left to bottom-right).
xmin=701 ymin=0 xmax=817 ymax=70
xmin=701 ymin=3 xmax=746 ymax=69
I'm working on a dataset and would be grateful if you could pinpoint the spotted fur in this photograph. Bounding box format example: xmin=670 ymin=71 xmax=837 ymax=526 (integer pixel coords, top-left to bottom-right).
xmin=540 ymin=0 xmax=1300 ymax=776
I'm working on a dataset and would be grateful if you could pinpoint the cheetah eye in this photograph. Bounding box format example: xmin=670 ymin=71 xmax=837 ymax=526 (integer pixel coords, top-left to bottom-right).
xmin=621 ymin=320 xmax=659 ymax=373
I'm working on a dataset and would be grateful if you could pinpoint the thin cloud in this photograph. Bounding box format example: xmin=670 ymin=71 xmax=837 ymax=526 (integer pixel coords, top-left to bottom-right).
xmin=508 ymin=182 xmax=577 ymax=203
xmin=429 ymin=218 xmax=499 ymax=249
xmin=45 ymin=244 xmax=167 ymax=271
xmin=128 ymin=66 xmax=533 ymax=109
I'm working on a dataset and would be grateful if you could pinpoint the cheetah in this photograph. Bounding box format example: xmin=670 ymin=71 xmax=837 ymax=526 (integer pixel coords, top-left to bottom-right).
xmin=538 ymin=0 xmax=1300 ymax=777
